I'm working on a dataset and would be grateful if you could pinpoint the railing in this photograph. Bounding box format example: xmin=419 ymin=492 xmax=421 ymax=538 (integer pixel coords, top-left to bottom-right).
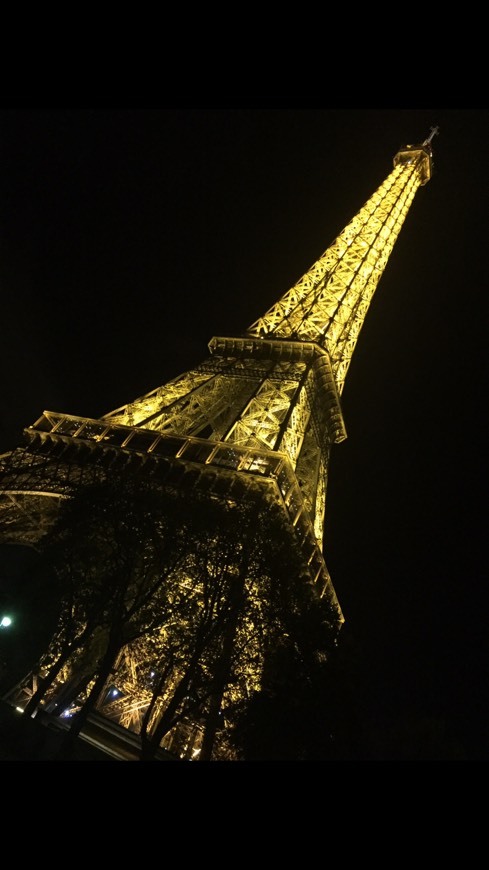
xmin=26 ymin=412 xmax=344 ymax=620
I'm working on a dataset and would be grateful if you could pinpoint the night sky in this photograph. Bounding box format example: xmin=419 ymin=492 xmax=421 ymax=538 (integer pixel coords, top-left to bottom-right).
xmin=0 ymin=106 xmax=487 ymax=759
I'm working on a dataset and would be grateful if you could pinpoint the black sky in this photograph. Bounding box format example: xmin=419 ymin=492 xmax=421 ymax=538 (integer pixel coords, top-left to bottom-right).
xmin=0 ymin=107 xmax=487 ymax=758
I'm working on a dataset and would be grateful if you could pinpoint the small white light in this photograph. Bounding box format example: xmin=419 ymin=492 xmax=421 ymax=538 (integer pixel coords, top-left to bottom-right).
xmin=1 ymin=616 xmax=12 ymax=627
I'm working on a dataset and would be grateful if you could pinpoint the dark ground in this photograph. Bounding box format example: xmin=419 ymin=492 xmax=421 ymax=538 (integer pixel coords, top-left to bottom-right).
xmin=0 ymin=699 xmax=116 ymax=761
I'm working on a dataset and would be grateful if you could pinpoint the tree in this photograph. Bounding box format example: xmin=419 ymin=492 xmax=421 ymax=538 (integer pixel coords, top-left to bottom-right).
xmin=226 ymin=603 xmax=365 ymax=760
xmin=0 ymin=544 xmax=63 ymax=698
xmin=15 ymin=475 xmax=191 ymax=727
xmin=7 ymin=467 xmax=347 ymax=762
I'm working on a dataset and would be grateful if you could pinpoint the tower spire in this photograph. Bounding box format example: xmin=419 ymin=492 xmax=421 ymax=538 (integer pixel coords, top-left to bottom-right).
xmin=423 ymin=125 xmax=440 ymax=145
xmin=246 ymin=132 xmax=435 ymax=394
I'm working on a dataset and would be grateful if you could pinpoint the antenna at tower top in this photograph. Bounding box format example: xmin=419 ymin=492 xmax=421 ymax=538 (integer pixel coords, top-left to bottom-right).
xmin=423 ymin=125 xmax=440 ymax=146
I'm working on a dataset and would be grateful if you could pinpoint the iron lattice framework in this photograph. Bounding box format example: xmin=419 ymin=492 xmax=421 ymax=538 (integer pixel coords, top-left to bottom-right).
xmin=0 ymin=130 xmax=436 ymax=759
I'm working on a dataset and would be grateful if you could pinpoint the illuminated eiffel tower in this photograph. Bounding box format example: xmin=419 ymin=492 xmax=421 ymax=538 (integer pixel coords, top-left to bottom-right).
xmin=0 ymin=127 xmax=437 ymax=759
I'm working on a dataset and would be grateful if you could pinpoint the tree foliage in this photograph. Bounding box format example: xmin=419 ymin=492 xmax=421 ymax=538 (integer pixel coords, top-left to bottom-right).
xmin=7 ymin=470 xmax=344 ymax=760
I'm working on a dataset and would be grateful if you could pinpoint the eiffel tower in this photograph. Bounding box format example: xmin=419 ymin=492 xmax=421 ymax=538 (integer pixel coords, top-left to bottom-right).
xmin=0 ymin=127 xmax=437 ymax=759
